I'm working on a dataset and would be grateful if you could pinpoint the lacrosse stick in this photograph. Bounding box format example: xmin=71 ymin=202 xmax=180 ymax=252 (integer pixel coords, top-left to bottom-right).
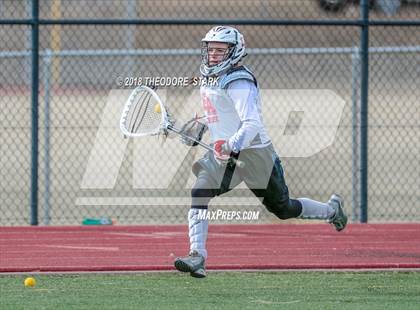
xmin=120 ymin=85 xmax=245 ymax=168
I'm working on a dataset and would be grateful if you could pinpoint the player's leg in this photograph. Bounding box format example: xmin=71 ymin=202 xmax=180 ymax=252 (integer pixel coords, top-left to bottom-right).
xmin=175 ymin=153 xmax=240 ymax=278
xmin=263 ymin=158 xmax=347 ymax=230
xmin=248 ymin=154 xmax=302 ymax=219
xmin=295 ymin=195 xmax=347 ymax=231
xmin=174 ymin=170 xmax=217 ymax=278
xmin=297 ymin=197 xmax=335 ymax=220
xmin=239 ymin=146 xmax=301 ymax=219
xmin=243 ymin=146 xmax=347 ymax=230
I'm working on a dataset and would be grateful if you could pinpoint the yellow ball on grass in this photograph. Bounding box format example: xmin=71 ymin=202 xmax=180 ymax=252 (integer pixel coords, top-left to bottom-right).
xmin=24 ymin=277 xmax=36 ymax=287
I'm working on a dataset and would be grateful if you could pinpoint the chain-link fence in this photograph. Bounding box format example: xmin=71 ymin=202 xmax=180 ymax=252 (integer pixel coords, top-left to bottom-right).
xmin=1 ymin=0 xmax=419 ymax=225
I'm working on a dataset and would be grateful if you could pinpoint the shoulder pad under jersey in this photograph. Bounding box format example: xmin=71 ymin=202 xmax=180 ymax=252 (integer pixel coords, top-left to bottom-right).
xmin=219 ymin=66 xmax=258 ymax=89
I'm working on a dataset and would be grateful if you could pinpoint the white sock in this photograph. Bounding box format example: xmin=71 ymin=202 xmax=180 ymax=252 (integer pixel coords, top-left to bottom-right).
xmin=188 ymin=208 xmax=208 ymax=259
xmin=298 ymin=198 xmax=335 ymax=220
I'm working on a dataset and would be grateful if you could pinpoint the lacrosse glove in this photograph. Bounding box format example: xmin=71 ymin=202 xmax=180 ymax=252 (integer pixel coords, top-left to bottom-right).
xmin=180 ymin=116 xmax=208 ymax=146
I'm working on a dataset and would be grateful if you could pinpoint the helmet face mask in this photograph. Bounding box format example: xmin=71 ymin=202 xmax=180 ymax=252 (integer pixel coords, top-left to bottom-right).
xmin=201 ymin=42 xmax=234 ymax=67
xmin=200 ymin=26 xmax=246 ymax=77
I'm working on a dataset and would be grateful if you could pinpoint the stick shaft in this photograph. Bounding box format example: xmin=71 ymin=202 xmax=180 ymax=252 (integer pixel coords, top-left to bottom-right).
xmin=167 ymin=125 xmax=245 ymax=168
xmin=168 ymin=125 xmax=213 ymax=151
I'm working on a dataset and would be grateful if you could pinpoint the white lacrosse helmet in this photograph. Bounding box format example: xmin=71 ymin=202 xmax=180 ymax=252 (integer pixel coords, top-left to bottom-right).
xmin=200 ymin=26 xmax=246 ymax=77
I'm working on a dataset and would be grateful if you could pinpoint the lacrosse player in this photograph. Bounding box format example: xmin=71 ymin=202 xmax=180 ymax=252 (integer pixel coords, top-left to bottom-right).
xmin=174 ymin=26 xmax=347 ymax=278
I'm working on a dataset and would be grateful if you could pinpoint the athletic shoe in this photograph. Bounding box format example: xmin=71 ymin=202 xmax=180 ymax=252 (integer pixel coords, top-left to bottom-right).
xmin=174 ymin=251 xmax=206 ymax=278
xmin=327 ymin=194 xmax=348 ymax=231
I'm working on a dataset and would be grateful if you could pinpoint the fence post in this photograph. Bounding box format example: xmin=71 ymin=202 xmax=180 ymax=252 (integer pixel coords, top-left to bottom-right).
xmin=125 ymin=0 xmax=137 ymax=74
xmin=360 ymin=0 xmax=370 ymax=223
xmin=351 ymin=47 xmax=360 ymax=223
xmin=43 ymin=49 xmax=53 ymax=225
xmin=30 ymin=0 xmax=39 ymax=225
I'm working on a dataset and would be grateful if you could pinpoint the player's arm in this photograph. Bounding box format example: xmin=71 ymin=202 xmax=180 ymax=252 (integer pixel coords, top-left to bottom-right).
xmin=225 ymin=79 xmax=262 ymax=153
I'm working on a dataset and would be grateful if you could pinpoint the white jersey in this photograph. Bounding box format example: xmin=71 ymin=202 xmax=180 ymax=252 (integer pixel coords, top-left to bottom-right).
xmin=200 ymin=67 xmax=271 ymax=153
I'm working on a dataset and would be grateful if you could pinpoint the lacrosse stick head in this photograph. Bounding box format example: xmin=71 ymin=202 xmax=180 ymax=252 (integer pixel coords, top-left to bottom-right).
xmin=120 ymin=85 xmax=171 ymax=138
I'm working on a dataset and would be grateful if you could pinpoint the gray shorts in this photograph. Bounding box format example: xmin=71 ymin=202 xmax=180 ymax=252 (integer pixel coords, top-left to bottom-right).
xmin=191 ymin=144 xmax=301 ymax=219
xmin=192 ymin=144 xmax=290 ymax=202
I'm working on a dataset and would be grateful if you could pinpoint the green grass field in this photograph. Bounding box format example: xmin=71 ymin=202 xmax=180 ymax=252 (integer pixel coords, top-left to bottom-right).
xmin=1 ymin=271 xmax=419 ymax=309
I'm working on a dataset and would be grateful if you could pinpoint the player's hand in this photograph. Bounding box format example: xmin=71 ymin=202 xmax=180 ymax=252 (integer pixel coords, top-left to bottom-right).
xmin=180 ymin=114 xmax=207 ymax=146
xmin=213 ymin=140 xmax=231 ymax=161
